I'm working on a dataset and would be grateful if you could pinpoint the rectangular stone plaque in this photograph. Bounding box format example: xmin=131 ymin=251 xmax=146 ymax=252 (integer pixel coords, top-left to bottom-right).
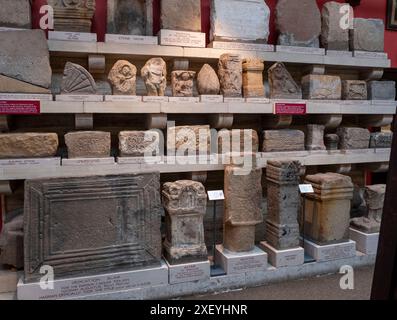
xmin=215 ymin=245 xmax=268 ymax=275
xmin=0 ymin=94 xmax=53 ymax=101
xmin=48 ymin=31 xmax=97 ymax=42
xmin=224 ymin=97 xmax=245 ymax=103
xmin=326 ymin=50 xmax=353 ymax=57
xmin=165 ymin=260 xmax=210 ymax=284
xmin=142 ymin=96 xmax=169 ymax=103
xmin=117 ymin=156 xmax=163 ymax=165
xmin=168 ymin=97 xmax=199 ymax=103
xmin=24 ymin=173 xmax=163 ymax=283
xmin=159 ymin=29 xmax=206 ymax=48
xmin=349 ymin=228 xmax=379 ymax=255
xmin=259 ymin=242 xmax=304 ymax=268
xmin=353 ymin=51 xmax=388 ymax=59
xmin=104 ymin=95 xmax=142 ymax=102
xmin=0 ymin=157 xmax=61 ymax=168
xmin=17 ymin=262 xmax=168 ymax=300
xmin=208 ymin=41 xmax=274 ymax=52
xmin=246 ymin=98 xmax=270 ymax=104
xmin=276 ymin=45 xmax=325 ymax=55
xmin=105 ymin=34 xmax=158 ymax=45
xmin=56 ymin=95 xmax=103 ymax=102
xmin=200 ymin=95 xmax=224 ymax=103
xmin=62 ymin=157 xmax=116 ymax=166
xmin=304 ymin=239 xmax=356 ymax=262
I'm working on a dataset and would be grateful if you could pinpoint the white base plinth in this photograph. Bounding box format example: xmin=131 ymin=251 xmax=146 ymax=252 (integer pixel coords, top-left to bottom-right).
xmin=62 ymin=157 xmax=116 ymax=166
xmin=304 ymin=239 xmax=356 ymax=262
xmin=208 ymin=41 xmax=274 ymax=52
xmin=49 ymin=31 xmax=97 ymax=42
xmin=223 ymin=97 xmax=245 ymax=103
xmin=246 ymin=97 xmax=270 ymax=104
xmin=17 ymin=262 xmax=168 ymax=300
xmin=259 ymin=242 xmax=304 ymax=268
xmin=349 ymin=228 xmax=379 ymax=255
xmin=104 ymin=95 xmax=142 ymax=102
xmin=165 ymin=260 xmax=210 ymax=284
xmin=215 ymin=245 xmax=267 ymax=275
xmin=56 ymin=95 xmax=103 ymax=102
xmin=159 ymin=29 xmax=206 ymax=48
xmin=105 ymin=34 xmax=158 ymax=45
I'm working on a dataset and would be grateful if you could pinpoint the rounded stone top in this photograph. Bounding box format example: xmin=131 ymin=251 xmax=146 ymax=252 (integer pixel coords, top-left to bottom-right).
xmin=305 ymin=172 xmax=353 ymax=189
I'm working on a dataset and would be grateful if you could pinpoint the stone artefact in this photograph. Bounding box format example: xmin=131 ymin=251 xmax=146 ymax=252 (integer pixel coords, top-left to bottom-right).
xmin=197 ymin=64 xmax=220 ymax=95
xmin=171 ymin=71 xmax=196 ymax=97
xmin=218 ymin=129 xmax=259 ymax=154
xmin=0 ymin=0 xmax=31 ymax=29
xmin=0 ymin=30 xmax=51 ymax=91
xmin=65 ymin=131 xmax=111 ymax=158
xmin=0 ymin=75 xmax=51 ymax=94
xmin=369 ymin=132 xmax=393 ymax=149
xmin=210 ymin=0 xmax=270 ymax=43
xmin=268 ymin=62 xmax=302 ymax=99
xmin=301 ymin=75 xmax=342 ymax=100
xmin=342 ymin=80 xmax=367 ymax=100
xmin=321 ymin=1 xmax=350 ymax=50
xmin=108 ymin=60 xmax=137 ymax=95
xmin=167 ymin=125 xmax=211 ymax=156
xmin=141 ymin=58 xmax=167 ymax=96
xmin=0 ymin=133 xmax=59 ymax=159
xmin=119 ymin=131 xmax=160 ymax=157
xmin=61 ymin=62 xmax=97 ymax=94
xmin=107 ymin=0 xmax=153 ymax=36
xmin=224 ymin=162 xmax=263 ymax=252
xmin=305 ymin=125 xmax=326 ymax=151
xmin=303 ymin=173 xmax=354 ymax=244
xmin=161 ymin=0 xmax=201 ymax=32
xmin=350 ymin=18 xmax=384 ymax=52
xmin=162 ymin=180 xmax=208 ymax=264
xmin=0 ymin=213 xmax=24 ymax=269
xmin=350 ymin=184 xmax=386 ymax=233
xmin=262 ymin=130 xmax=305 ymax=152
xmin=48 ymin=0 xmax=96 ymax=32
xmin=266 ymin=160 xmax=301 ymax=250
xmin=325 ymin=134 xmax=339 ymax=150
xmin=242 ymin=59 xmax=265 ymax=98
xmin=276 ymin=0 xmax=321 ymax=47
xmin=24 ymin=173 xmax=163 ymax=282
xmin=337 ymin=127 xmax=370 ymax=150
xmin=218 ymin=54 xmax=243 ymax=97
xmin=367 ymin=81 xmax=396 ymax=100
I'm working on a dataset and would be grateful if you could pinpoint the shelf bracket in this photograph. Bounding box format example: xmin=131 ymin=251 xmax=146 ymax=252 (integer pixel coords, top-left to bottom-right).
xmin=0 ymin=181 xmax=13 ymax=195
xmin=75 ymin=113 xmax=94 ymax=130
xmin=359 ymin=162 xmax=389 ymax=173
xmin=359 ymin=114 xmax=394 ymax=128
xmin=262 ymin=115 xmax=292 ymax=129
xmin=209 ymin=113 xmax=234 ymax=129
xmin=0 ymin=115 xmax=9 ymax=132
xmin=146 ymin=113 xmax=167 ymax=129
xmin=88 ymin=55 xmax=106 ymax=74
xmin=311 ymin=114 xmax=343 ymax=129
xmin=360 ymin=68 xmax=384 ymax=81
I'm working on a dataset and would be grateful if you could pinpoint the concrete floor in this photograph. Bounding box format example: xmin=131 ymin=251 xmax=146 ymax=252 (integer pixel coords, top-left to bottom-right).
xmin=184 ymin=266 xmax=374 ymax=300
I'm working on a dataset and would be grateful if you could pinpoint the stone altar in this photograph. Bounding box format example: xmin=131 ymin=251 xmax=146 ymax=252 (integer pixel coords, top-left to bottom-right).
xmin=350 ymin=18 xmax=384 ymax=52
xmin=242 ymin=59 xmax=265 ymax=98
xmin=367 ymin=81 xmax=396 ymax=100
xmin=218 ymin=54 xmax=243 ymax=97
xmin=0 ymin=0 xmax=31 ymax=29
xmin=337 ymin=127 xmax=370 ymax=150
xmin=65 ymin=131 xmax=111 ymax=158
xmin=197 ymin=64 xmax=220 ymax=95
xmin=342 ymin=80 xmax=367 ymax=100
xmin=268 ymin=62 xmax=302 ymax=99
xmin=162 ymin=180 xmax=208 ymax=264
xmin=265 ymin=160 xmax=301 ymax=250
xmin=301 ymin=75 xmax=342 ymax=100
xmin=141 ymin=58 xmax=167 ymax=96
xmin=119 ymin=131 xmax=160 ymax=157
xmin=171 ymin=71 xmax=196 ymax=97
xmin=61 ymin=62 xmax=97 ymax=94
xmin=24 ymin=173 xmax=163 ymax=283
xmin=161 ymin=0 xmax=201 ymax=32
xmin=305 ymin=125 xmax=326 ymax=151
xmin=108 ymin=60 xmax=137 ymax=95
xmin=303 ymin=173 xmax=354 ymax=245
xmin=262 ymin=130 xmax=305 ymax=152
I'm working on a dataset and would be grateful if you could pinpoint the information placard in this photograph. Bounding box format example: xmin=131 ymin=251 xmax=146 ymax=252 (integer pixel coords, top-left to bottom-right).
xmin=274 ymin=102 xmax=306 ymax=115
xmin=0 ymin=100 xmax=40 ymax=115
xmin=208 ymin=190 xmax=225 ymax=201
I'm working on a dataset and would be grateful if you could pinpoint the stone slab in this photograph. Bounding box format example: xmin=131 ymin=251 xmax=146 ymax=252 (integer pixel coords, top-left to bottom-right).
xmin=350 ymin=18 xmax=384 ymax=52
xmin=142 ymin=96 xmax=169 ymax=102
xmin=17 ymin=262 xmax=168 ymax=300
xmin=159 ymin=29 xmax=206 ymax=48
xmin=165 ymin=259 xmax=210 ymax=284
xmin=0 ymin=0 xmax=31 ymax=29
xmin=326 ymin=50 xmax=353 ymax=57
xmin=0 ymin=75 xmax=51 ymax=94
xmin=215 ymin=245 xmax=267 ymax=275
xmin=117 ymin=156 xmax=163 ymax=164
xmin=56 ymin=95 xmax=103 ymax=102
xmin=0 ymin=158 xmax=61 ymax=168
xmin=0 ymin=94 xmax=53 ymax=101
xmin=168 ymin=97 xmax=199 ymax=103
xmin=259 ymin=242 xmax=304 ymax=268
xmin=353 ymin=51 xmax=388 ymax=59
xmin=349 ymin=228 xmax=379 ymax=255
xmin=104 ymin=95 xmax=142 ymax=102
xmin=105 ymin=34 xmax=158 ymax=45
xmin=304 ymin=239 xmax=356 ymax=262
xmin=161 ymin=0 xmax=201 ymax=32
xmin=262 ymin=130 xmax=305 ymax=152
xmin=276 ymin=45 xmax=325 ymax=55
xmin=62 ymin=157 xmax=116 ymax=166
xmin=208 ymin=41 xmax=274 ymax=52
xmin=367 ymin=81 xmax=396 ymax=101
xmin=199 ymin=95 xmax=224 ymax=103
xmin=48 ymin=31 xmax=97 ymax=42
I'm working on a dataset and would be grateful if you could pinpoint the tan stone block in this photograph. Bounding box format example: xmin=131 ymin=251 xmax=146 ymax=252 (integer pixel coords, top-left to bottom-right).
xmin=65 ymin=131 xmax=111 ymax=158
xmin=119 ymin=131 xmax=160 ymax=157
xmin=167 ymin=125 xmax=211 ymax=156
xmin=0 ymin=75 xmax=50 ymax=94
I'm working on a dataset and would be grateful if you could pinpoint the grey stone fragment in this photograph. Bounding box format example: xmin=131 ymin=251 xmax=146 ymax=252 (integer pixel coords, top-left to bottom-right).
xmin=367 ymin=81 xmax=396 ymax=100
xmin=342 ymin=80 xmax=367 ymax=100
xmin=65 ymin=131 xmax=111 ymax=158
xmin=350 ymin=18 xmax=384 ymax=52
xmin=61 ymin=62 xmax=97 ymax=94
xmin=268 ymin=62 xmax=302 ymax=99
xmin=262 ymin=130 xmax=305 ymax=152
xmin=369 ymin=132 xmax=393 ymax=148
xmin=24 ymin=173 xmax=163 ymax=283
xmin=305 ymin=125 xmax=326 ymax=151
xmin=119 ymin=131 xmax=160 ymax=157
xmin=0 ymin=212 xmax=24 ymax=269
xmin=0 ymin=30 xmax=51 ymax=89
xmin=321 ymin=1 xmax=350 ymax=50
xmin=161 ymin=0 xmax=201 ymax=32
xmin=301 ymin=75 xmax=342 ymax=100
xmin=0 ymin=0 xmax=31 ymax=29
xmin=337 ymin=127 xmax=370 ymax=150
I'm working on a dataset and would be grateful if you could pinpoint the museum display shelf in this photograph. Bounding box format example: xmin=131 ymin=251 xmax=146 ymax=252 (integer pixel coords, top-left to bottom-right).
xmin=48 ymin=40 xmax=391 ymax=69
xmin=0 ymin=149 xmax=390 ymax=181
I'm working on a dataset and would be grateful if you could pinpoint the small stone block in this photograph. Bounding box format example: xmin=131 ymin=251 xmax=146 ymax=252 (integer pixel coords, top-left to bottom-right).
xmin=165 ymin=259 xmax=210 ymax=284
xmin=304 ymin=239 xmax=356 ymax=262
xmin=367 ymin=81 xmax=396 ymax=101
xmin=259 ymin=242 xmax=304 ymax=268
xmin=349 ymin=228 xmax=379 ymax=255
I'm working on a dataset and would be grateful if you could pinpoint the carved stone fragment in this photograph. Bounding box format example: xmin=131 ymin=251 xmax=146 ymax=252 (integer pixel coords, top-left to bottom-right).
xmin=0 ymin=212 xmax=24 ymax=269
xmin=367 ymin=81 xmax=396 ymax=100
xmin=342 ymin=80 xmax=367 ymax=100
xmin=197 ymin=64 xmax=220 ymax=95
xmin=119 ymin=131 xmax=160 ymax=157
xmin=167 ymin=125 xmax=211 ymax=156
xmin=65 ymin=131 xmax=111 ymax=158
xmin=268 ymin=62 xmax=302 ymax=99
xmin=108 ymin=60 xmax=137 ymax=95
xmin=337 ymin=127 xmax=370 ymax=150
xmin=301 ymin=74 xmax=342 ymax=100
xmin=369 ymin=132 xmax=393 ymax=149
xmin=141 ymin=58 xmax=167 ymax=96
xmin=218 ymin=129 xmax=259 ymax=154
xmin=160 ymin=0 xmax=201 ymax=32
xmin=262 ymin=130 xmax=305 ymax=152
xmin=171 ymin=71 xmax=196 ymax=97
xmin=61 ymin=62 xmax=97 ymax=94
xmin=242 ymin=59 xmax=265 ymax=98
xmin=218 ymin=54 xmax=243 ymax=97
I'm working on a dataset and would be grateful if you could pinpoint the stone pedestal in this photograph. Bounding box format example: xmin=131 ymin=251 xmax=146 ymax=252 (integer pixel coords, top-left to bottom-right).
xmin=224 ymin=163 xmax=263 ymax=253
xmin=303 ymin=173 xmax=354 ymax=245
xmin=218 ymin=54 xmax=243 ymax=98
xmin=265 ymin=160 xmax=301 ymax=250
xmin=242 ymin=59 xmax=265 ymax=98
xmin=166 ymin=260 xmax=210 ymax=284
xmin=162 ymin=181 xmax=208 ymax=265
xmin=349 ymin=228 xmax=379 ymax=255
xmin=304 ymin=239 xmax=356 ymax=262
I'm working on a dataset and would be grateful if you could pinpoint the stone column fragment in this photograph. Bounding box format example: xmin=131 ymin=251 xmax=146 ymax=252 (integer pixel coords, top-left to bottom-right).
xmin=305 ymin=125 xmax=326 ymax=151
xmin=350 ymin=18 xmax=384 ymax=52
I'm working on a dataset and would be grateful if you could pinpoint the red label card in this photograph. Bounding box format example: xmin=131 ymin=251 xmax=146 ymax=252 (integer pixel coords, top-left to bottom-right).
xmin=0 ymin=100 xmax=41 ymax=115
xmin=274 ymin=102 xmax=306 ymax=115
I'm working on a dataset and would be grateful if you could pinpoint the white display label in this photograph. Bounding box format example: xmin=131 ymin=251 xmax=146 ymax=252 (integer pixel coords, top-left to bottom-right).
xmin=299 ymin=184 xmax=314 ymax=194
xmin=208 ymin=190 xmax=225 ymax=201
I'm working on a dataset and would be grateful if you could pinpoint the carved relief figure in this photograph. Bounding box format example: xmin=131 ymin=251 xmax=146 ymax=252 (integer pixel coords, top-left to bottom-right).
xmin=218 ymin=54 xmax=242 ymax=97
xmin=171 ymin=71 xmax=196 ymax=97
xmin=268 ymin=62 xmax=302 ymax=99
xmin=141 ymin=58 xmax=167 ymax=96
xmin=108 ymin=60 xmax=137 ymax=95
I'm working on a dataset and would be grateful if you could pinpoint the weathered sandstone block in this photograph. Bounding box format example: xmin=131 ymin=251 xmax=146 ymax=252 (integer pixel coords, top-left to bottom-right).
xmin=262 ymin=130 xmax=305 ymax=152
xmin=302 ymin=75 xmax=342 ymax=100
xmin=65 ymin=131 xmax=111 ymax=158
xmin=119 ymin=131 xmax=160 ymax=157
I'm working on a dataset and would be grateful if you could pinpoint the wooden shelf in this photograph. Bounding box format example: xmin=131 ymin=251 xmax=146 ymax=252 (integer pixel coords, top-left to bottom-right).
xmin=0 ymin=149 xmax=390 ymax=181
xmin=48 ymin=40 xmax=391 ymax=69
